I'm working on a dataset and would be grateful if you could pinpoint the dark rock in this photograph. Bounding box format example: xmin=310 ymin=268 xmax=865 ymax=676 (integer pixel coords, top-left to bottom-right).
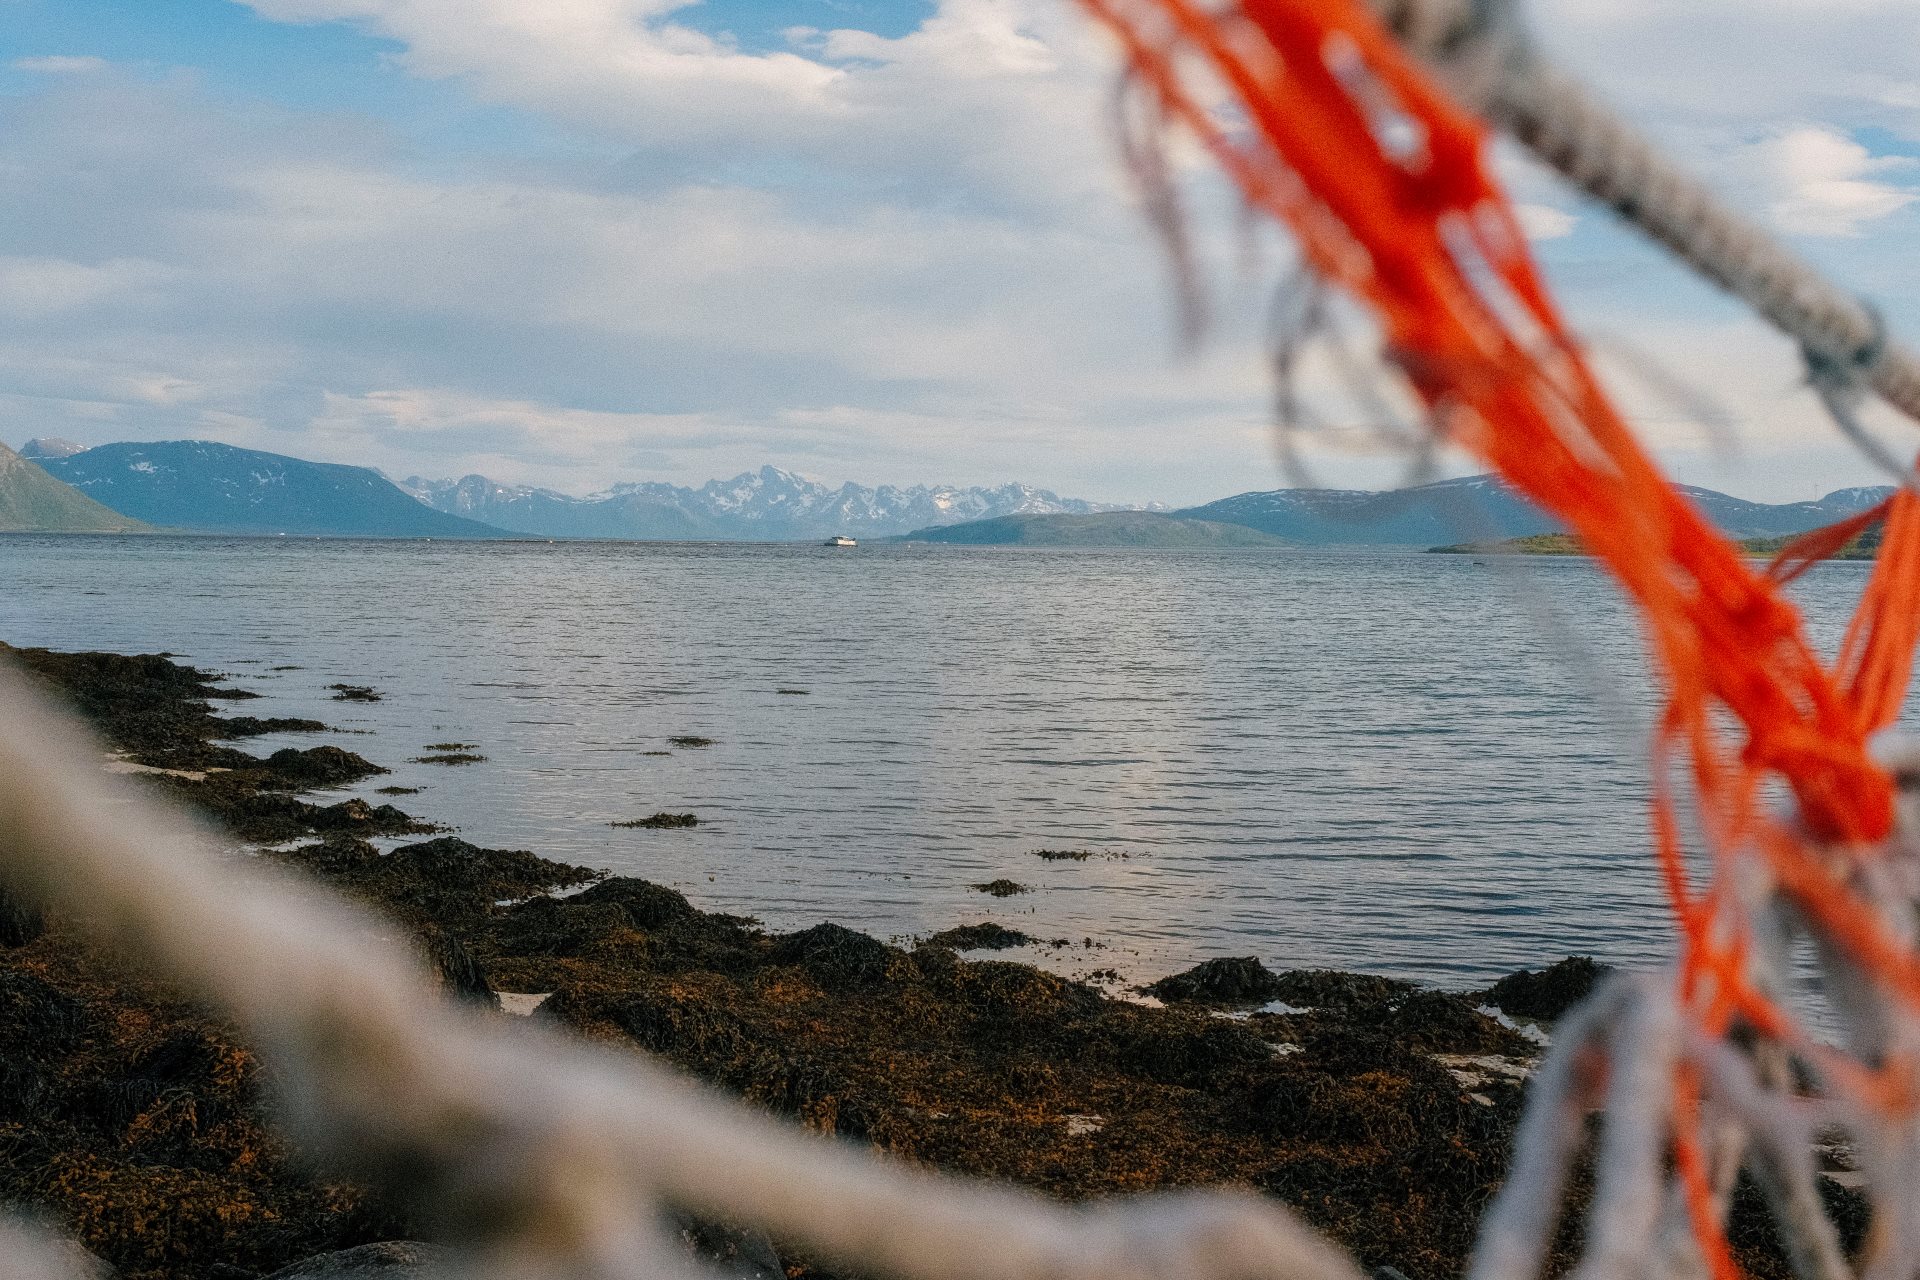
xmin=1265 ymin=968 xmax=1418 ymax=1009
xmin=262 ymin=1242 xmax=447 ymax=1280
xmin=327 ymin=685 xmax=382 ymax=703
xmin=1485 ymin=956 xmax=1613 ymax=1022
xmin=925 ymin=922 xmax=1034 ymax=951
xmin=1376 ymin=991 xmax=1534 ymax=1057
xmin=668 ymin=736 xmax=715 ymax=748
xmin=611 ymin=813 xmax=698 ymax=829
xmin=969 ymin=879 xmax=1027 ymax=897
xmin=569 ymin=878 xmax=698 ymax=930
xmin=771 ymin=923 xmax=901 ymax=990
xmin=420 ymin=929 xmax=497 ymax=1010
xmin=262 ymin=746 xmax=387 ymax=789
xmin=1144 ymin=956 xmax=1286 ymax=1006
xmin=216 ymin=715 xmax=328 ymax=738
xmin=0 ymin=883 xmax=45 ymax=948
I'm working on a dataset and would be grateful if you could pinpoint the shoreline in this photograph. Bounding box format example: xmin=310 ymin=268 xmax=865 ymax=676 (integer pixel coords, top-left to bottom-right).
xmin=0 ymin=643 xmax=1853 ymax=1280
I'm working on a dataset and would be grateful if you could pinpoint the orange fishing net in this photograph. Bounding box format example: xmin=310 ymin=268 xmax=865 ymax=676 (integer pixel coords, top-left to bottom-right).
xmin=1072 ymin=0 xmax=1920 ymax=1272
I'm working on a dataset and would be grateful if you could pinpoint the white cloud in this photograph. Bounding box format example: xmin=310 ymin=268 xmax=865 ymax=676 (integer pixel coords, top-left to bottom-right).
xmin=0 ymin=256 xmax=176 ymax=318
xmin=233 ymin=0 xmax=1122 ymax=213
xmin=1756 ymin=127 xmax=1916 ymax=237
xmin=10 ymin=55 xmax=108 ymax=74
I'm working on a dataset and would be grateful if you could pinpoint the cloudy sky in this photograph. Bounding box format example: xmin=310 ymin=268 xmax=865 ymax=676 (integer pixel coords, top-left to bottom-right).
xmin=3 ymin=0 xmax=1919 ymax=504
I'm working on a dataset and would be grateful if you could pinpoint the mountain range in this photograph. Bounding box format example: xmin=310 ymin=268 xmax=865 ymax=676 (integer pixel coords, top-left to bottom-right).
xmin=1172 ymin=474 xmax=1897 ymax=545
xmin=400 ymin=467 xmax=1142 ymax=541
xmin=0 ymin=436 xmax=1898 ymax=547
xmin=34 ymin=441 xmax=506 ymax=538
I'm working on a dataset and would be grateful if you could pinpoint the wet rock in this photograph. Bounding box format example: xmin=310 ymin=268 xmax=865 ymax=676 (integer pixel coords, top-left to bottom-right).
xmin=326 ymin=685 xmax=382 ymax=703
xmin=569 ymin=878 xmax=698 ymax=930
xmin=1267 ymin=968 xmax=1418 ymax=1009
xmin=410 ymin=754 xmax=484 ymax=766
xmin=1485 ymin=956 xmax=1613 ymax=1022
xmin=1144 ymin=956 xmax=1286 ymax=1006
xmin=262 ymin=1243 xmax=447 ymax=1280
xmin=969 ymin=879 xmax=1028 ymax=897
xmin=420 ymin=929 xmax=498 ymax=1010
xmin=261 ymin=746 xmax=387 ymax=789
xmin=771 ymin=923 xmax=902 ymax=990
xmin=925 ymin=923 xmax=1034 ymax=951
xmin=668 ymin=736 xmax=715 ymax=748
xmin=1376 ymin=991 xmax=1534 ymax=1057
xmin=0 ymin=883 xmax=45 ymax=948
xmin=611 ymin=813 xmax=697 ymax=829
xmin=216 ymin=715 xmax=328 ymax=738
xmin=946 ymin=959 xmax=1102 ymax=1022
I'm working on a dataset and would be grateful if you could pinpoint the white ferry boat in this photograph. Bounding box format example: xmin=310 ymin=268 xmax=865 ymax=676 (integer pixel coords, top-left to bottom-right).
xmin=823 ymin=535 xmax=857 ymax=547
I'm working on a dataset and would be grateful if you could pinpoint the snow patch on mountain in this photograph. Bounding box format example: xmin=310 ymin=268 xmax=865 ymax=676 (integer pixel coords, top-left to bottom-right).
xmin=401 ymin=465 xmax=1153 ymax=541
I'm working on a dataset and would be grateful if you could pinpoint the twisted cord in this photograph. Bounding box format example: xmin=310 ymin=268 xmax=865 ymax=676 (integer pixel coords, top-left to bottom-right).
xmin=1364 ymin=0 xmax=1920 ymax=431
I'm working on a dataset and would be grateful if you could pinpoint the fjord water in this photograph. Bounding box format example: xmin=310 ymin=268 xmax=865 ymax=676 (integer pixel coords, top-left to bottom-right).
xmin=0 ymin=535 xmax=1879 ymax=987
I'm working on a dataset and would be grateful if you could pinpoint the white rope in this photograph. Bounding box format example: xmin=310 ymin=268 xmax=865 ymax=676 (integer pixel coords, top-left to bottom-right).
xmin=0 ymin=664 xmax=1369 ymax=1280
xmin=1364 ymin=0 xmax=1920 ymax=432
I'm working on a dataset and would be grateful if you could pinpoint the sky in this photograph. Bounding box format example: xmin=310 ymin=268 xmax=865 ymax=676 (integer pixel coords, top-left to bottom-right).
xmin=3 ymin=0 xmax=1920 ymax=505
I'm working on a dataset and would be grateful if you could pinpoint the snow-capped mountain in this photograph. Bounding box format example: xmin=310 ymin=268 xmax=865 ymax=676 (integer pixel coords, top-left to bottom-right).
xmin=401 ymin=466 xmax=1145 ymax=541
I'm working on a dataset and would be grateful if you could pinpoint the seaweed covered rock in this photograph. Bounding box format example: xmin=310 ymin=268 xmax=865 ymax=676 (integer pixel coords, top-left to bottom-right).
xmin=260 ymin=746 xmax=387 ymax=790
xmin=0 ymin=883 xmax=45 ymax=948
xmin=1144 ymin=956 xmax=1287 ymax=1005
xmin=1378 ymin=991 xmax=1535 ymax=1057
xmin=569 ymin=878 xmax=698 ymax=930
xmin=925 ymin=922 xmax=1034 ymax=951
xmin=1267 ymin=969 xmax=1418 ymax=1009
xmin=419 ymin=929 xmax=497 ymax=1010
xmin=1 ymin=644 xmax=272 ymax=771
xmin=293 ymin=837 xmax=597 ymax=922
xmin=1485 ymin=956 xmax=1614 ymax=1022
xmin=771 ymin=923 xmax=904 ymax=990
xmin=552 ymin=985 xmax=872 ymax=1135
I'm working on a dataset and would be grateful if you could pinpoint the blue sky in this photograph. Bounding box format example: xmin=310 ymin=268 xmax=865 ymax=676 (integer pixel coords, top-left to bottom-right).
xmin=3 ymin=0 xmax=1919 ymax=503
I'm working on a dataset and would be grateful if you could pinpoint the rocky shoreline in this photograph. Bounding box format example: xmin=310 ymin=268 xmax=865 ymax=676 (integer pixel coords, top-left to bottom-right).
xmin=0 ymin=644 xmax=1859 ymax=1280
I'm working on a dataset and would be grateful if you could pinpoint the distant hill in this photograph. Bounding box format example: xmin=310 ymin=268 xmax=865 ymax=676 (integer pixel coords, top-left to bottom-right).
xmin=1434 ymin=525 xmax=1886 ymax=559
xmin=18 ymin=437 xmax=86 ymax=461
xmin=402 ymin=465 xmax=1146 ymax=541
xmin=894 ymin=511 xmax=1289 ymax=547
xmin=40 ymin=442 xmax=512 ymax=539
xmin=0 ymin=443 xmax=151 ymax=533
xmin=1179 ymin=475 xmax=1896 ymax=546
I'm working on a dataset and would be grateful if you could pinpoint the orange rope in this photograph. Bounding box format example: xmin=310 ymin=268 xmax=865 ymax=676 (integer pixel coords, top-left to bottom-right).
xmin=1076 ymin=0 xmax=1920 ymax=1266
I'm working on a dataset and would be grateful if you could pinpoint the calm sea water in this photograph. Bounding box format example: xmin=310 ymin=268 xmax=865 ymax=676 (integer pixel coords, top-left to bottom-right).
xmin=0 ymin=535 xmax=1881 ymax=989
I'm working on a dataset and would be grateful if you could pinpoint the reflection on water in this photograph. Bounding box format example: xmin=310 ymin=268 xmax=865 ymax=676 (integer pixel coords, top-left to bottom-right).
xmin=0 ymin=534 xmax=1882 ymax=987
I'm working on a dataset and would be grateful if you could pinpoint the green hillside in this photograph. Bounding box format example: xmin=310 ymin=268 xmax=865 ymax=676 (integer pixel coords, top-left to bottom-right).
xmin=0 ymin=443 xmax=150 ymax=533
xmin=895 ymin=511 xmax=1290 ymax=548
